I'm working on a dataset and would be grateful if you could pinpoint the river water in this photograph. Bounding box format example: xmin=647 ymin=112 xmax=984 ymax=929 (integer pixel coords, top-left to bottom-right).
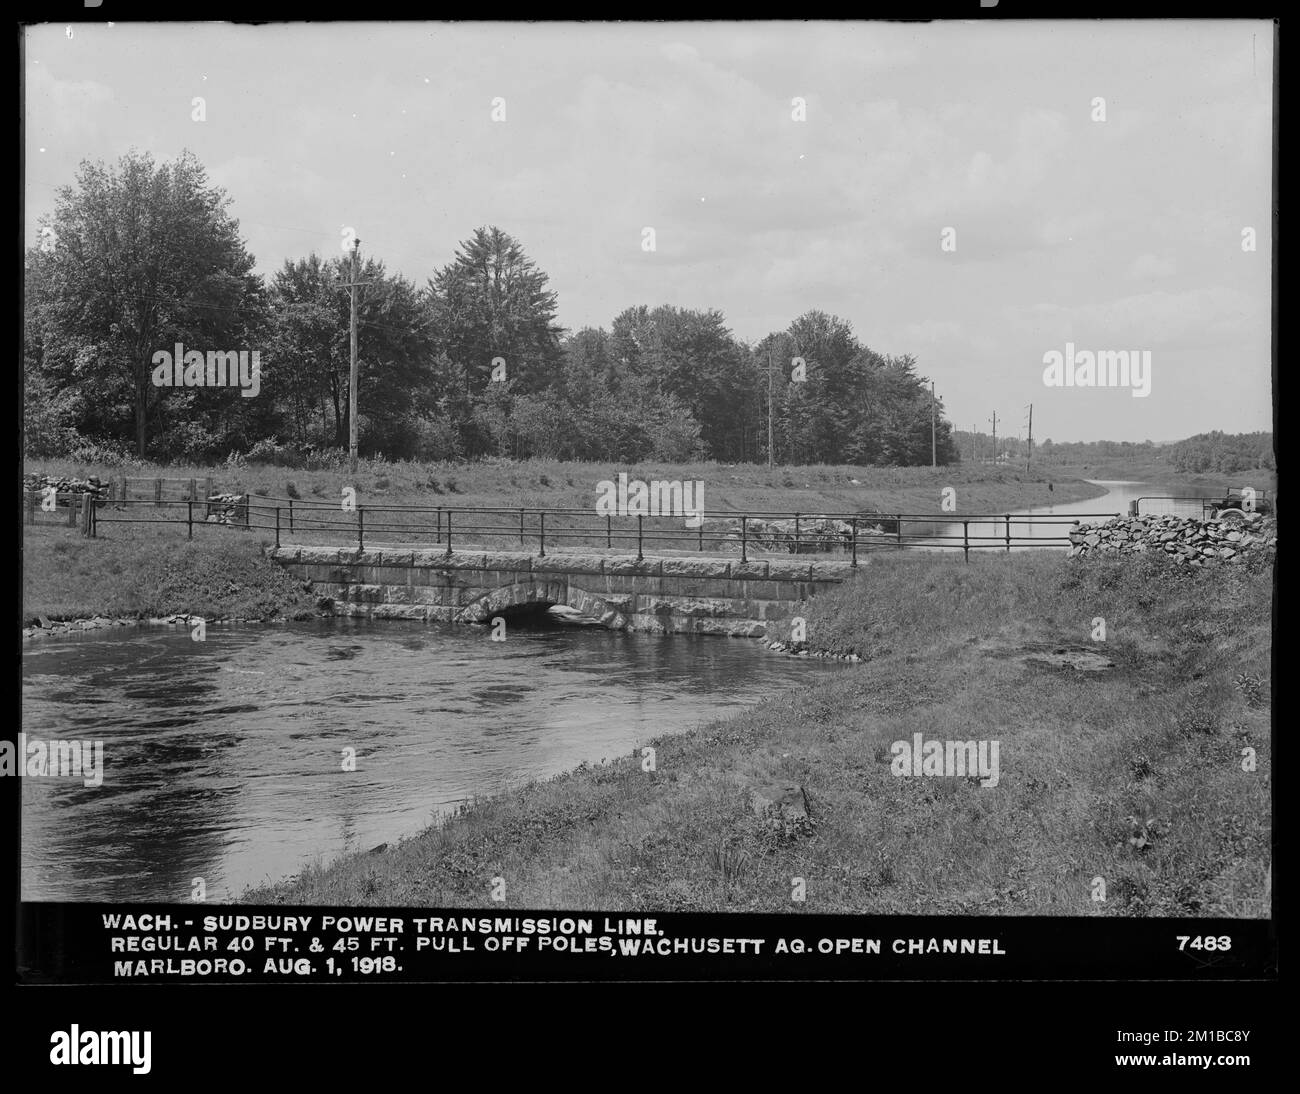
xmin=21 ymin=618 xmax=850 ymax=902
xmin=912 ymin=479 xmax=1215 ymax=552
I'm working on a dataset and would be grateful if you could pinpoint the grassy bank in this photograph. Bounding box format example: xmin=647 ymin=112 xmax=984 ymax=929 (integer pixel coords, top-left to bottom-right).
xmin=244 ymin=546 xmax=1273 ymax=916
xmin=22 ymin=524 xmax=314 ymax=626
xmin=27 ymin=457 xmax=1110 ymax=517
xmin=1045 ymin=460 xmax=1277 ymax=495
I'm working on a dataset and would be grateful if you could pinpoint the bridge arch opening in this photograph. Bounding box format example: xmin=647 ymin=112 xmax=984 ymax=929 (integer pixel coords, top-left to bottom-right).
xmin=458 ymin=582 xmax=629 ymax=631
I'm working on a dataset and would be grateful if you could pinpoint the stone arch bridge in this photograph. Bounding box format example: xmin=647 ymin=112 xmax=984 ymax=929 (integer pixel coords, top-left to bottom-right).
xmin=268 ymin=545 xmax=856 ymax=636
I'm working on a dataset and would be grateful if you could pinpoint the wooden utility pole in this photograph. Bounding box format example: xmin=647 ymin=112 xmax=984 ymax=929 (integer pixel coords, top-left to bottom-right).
xmin=1025 ymin=403 xmax=1034 ymax=474
xmin=930 ymin=381 xmax=937 ymax=467
xmin=767 ymin=343 xmax=774 ymax=470
xmin=348 ymin=239 xmax=360 ymax=474
xmin=989 ymin=410 xmax=998 ymax=466
xmin=338 ymin=241 xmax=373 ymax=473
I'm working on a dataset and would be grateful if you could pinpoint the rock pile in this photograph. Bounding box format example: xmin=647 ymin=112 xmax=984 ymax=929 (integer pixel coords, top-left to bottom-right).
xmin=1067 ymin=512 xmax=1276 ymax=565
xmin=22 ymin=474 xmax=108 ymax=498
xmin=719 ymin=515 xmax=892 ymax=553
xmin=206 ymin=493 xmax=248 ymax=524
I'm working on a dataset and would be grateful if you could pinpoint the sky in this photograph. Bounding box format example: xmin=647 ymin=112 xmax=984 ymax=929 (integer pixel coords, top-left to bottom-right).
xmin=24 ymin=20 xmax=1274 ymax=444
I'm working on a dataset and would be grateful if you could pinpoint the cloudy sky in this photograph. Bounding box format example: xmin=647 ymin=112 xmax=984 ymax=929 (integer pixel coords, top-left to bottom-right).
xmin=25 ymin=20 xmax=1273 ymax=444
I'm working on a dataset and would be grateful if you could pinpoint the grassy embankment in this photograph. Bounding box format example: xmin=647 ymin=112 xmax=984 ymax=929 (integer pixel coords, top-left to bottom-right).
xmin=23 ymin=459 xmax=1110 ymax=625
xmin=1045 ymin=459 xmax=1276 ymax=495
xmin=22 ymin=526 xmax=317 ymax=627
xmin=244 ymin=545 xmax=1273 ymax=917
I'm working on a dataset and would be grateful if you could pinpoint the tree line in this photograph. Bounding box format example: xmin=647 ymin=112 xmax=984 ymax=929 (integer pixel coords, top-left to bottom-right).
xmin=25 ymin=149 xmax=956 ymax=466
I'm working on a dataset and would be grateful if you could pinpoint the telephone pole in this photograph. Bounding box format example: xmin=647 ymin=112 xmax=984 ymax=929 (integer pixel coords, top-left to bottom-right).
xmin=767 ymin=343 xmax=774 ymax=470
xmin=1025 ymin=403 xmax=1034 ymax=474
xmin=348 ymin=239 xmax=360 ymax=474
xmin=930 ymin=381 xmax=937 ymax=468
xmin=339 ymin=240 xmax=373 ymax=475
xmin=989 ymin=410 xmax=998 ymax=466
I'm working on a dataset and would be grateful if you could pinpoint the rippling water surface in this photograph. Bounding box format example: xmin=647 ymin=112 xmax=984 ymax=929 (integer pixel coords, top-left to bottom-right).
xmin=22 ymin=617 xmax=847 ymax=902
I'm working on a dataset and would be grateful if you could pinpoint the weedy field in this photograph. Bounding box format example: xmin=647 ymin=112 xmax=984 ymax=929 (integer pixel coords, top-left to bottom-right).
xmin=22 ymin=524 xmax=316 ymax=626
xmin=27 ymin=456 xmax=1108 ymax=518
xmin=244 ymin=546 xmax=1272 ymax=917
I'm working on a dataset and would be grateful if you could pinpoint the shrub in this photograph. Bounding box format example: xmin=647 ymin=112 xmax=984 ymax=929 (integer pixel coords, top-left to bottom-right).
xmin=245 ymin=438 xmax=296 ymax=466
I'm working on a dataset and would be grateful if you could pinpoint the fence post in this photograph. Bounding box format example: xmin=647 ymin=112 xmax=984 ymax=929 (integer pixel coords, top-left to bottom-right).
xmin=851 ymin=517 xmax=858 ymax=568
xmin=740 ymin=516 xmax=747 ymax=564
xmin=1005 ymin=514 xmax=1011 ymax=552
xmin=358 ymin=506 xmax=364 ymax=551
xmin=155 ymin=477 xmax=163 ymax=507
xmin=539 ymin=512 xmax=546 ymax=557
xmin=637 ymin=514 xmax=644 ymax=561
xmin=436 ymin=507 xmax=442 ymax=545
xmin=445 ymin=509 xmax=453 ymax=555
xmin=698 ymin=519 xmax=704 ymax=552
xmin=121 ymin=476 xmax=129 ymax=503
xmin=897 ymin=518 xmax=903 ymax=551
xmin=794 ymin=513 xmax=800 ymax=555
xmin=188 ymin=500 xmax=194 ymax=540
xmin=519 ymin=508 xmax=525 ymax=549
xmin=108 ymin=479 xmax=117 ymax=503
xmin=963 ymin=520 xmax=970 ymax=563
xmin=274 ymin=507 xmax=280 ymax=549
xmin=189 ymin=477 xmax=197 ymax=502
xmin=67 ymin=494 xmax=77 ymax=527
xmin=288 ymin=498 xmax=294 ymax=532
xmin=203 ymin=477 xmax=213 ymax=517
xmin=606 ymin=514 xmax=612 ymax=549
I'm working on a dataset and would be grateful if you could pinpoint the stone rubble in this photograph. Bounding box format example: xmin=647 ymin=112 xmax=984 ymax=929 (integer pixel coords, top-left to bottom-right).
xmin=718 ymin=515 xmax=893 ymax=553
xmin=1067 ymin=511 xmax=1276 ymax=565
xmin=205 ymin=492 xmax=248 ymax=524
xmin=22 ymin=473 xmax=109 ymax=498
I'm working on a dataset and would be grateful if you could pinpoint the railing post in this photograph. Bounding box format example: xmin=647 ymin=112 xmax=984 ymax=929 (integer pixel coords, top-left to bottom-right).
xmin=188 ymin=500 xmax=194 ymax=540
xmin=637 ymin=514 xmax=644 ymax=561
xmin=896 ymin=518 xmax=903 ymax=551
xmin=288 ymin=498 xmax=294 ymax=532
xmin=358 ymin=506 xmax=364 ymax=551
xmin=436 ymin=506 xmax=442 ymax=545
xmin=1005 ymin=514 xmax=1011 ymax=552
xmin=606 ymin=513 xmax=612 ymax=549
xmin=445 ymin=509 xmax=453 ymax=554
xmin=794 ymin=513 xmax=801 ymax=555
xmin=851 ymin=517 xmax=858 ymax=568
xmin=963 ymin=520 xmax=970 ymax=563
xmin=740 ymin=516 xmax=747 ymax=564
xmin=274 ymin=506 xmax=280 ymax=548
xmin=539 ymin=511 xmax=546 ymax=557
